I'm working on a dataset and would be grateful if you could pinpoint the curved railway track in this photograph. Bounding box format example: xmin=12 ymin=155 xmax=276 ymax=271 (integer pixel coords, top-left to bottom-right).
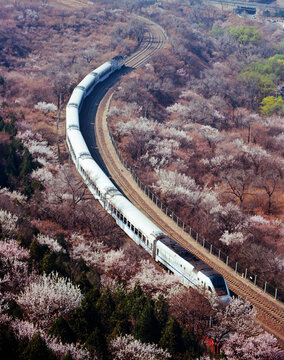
xmin=87 ymin=17 xmax=284 ymax=343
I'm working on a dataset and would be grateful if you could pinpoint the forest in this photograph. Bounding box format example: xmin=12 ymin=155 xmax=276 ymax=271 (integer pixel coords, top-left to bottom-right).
xmin=0 ymin=0 xmax=283 ymax=359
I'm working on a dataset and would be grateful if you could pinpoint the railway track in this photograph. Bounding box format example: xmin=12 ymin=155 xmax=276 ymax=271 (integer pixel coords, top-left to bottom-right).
xmin=93 ymin=18 xmax=284 ymax=343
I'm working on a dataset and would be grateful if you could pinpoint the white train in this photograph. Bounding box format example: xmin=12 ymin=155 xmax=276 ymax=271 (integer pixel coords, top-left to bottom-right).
xmin=66 ymin=56 xmax=231 ymax=305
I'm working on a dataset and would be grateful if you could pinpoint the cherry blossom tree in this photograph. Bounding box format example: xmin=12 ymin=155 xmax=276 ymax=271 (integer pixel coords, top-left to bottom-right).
xmin=219 ymin=231 xmax=246 ymax=246
xmin=209 ymin=297 xmax=261 ymax=348
xmin=222 ymin=332 xmax=281 ymax=360
xmin=0 ymin=239 xmax=29 ymax=293
xmin=17 ymin=271 xmax=83 ymax=327
xmin=36 ymin=234 xmax=66 ymax=254
xmin=0 ymin=209 xmax=18 ymax=238
xmin=0 ymin=187 xmax=27 ymax=204
xmin=11 ymin=319 xmax=92 ymax=360
xmin=110 ymin=334 xmax=171 ymax=360
xmin=128 ymin=260 xmax=180 ymax=297
xmin=34 ymin=101 xmax=57 ymax=113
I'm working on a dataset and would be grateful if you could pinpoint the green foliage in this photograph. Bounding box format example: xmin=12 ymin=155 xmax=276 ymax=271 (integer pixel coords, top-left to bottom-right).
xmin=0 ymin=76 xmax=4 ymax=86
xmin=260 ymin=96 xmax=284 ymax=116
xmin=48 ymin=316 xmax=76 ymax=344
xmin=209 ymin=26 xmax=224 ymax=37
xmin=159 ymin=317 xmax=184 ymax=355
xmin=0 ymin=327 xmax=19 ymax=360
xmin=6 ymin=299 xmax=23 ymax=320
xmin=21 ymin=332 xmax=57 ymax=360
xmin=228 ymin=26 xmax=263 ymax=45
xmin=96 ymin=289 xmax=115 ymax=334
xmin=240 ymin=54 xmax=284 ymax=104
xmin=29 ymin=239 xmax=46 ymax=262
xmin=134 ymin=299 xmax=160 ymax=344
xmin=85 ymin=327 xmax=107 ymax=358
xmin=70 ymin=288 xmax=101 ymax=342
xmin=250 ymin=54 xmax=284 ymax=79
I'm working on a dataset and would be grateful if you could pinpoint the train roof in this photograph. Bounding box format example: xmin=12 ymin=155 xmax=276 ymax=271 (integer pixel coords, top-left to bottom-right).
xmin=93 ymin=61 xmax=112 ymax=76
xmin=111 ymin=194 xmax=163 ymax=238
xmin=158 ymin=236 xmax=218 ymax=277
xmin=68 ymin=87 xmax=85 ymax=107
xmin=79 ymin=158 xmax=163 ymax=238
xmin=78 ymin=73 xmax=98 ymax=91
xmin=67 ymin=129 xmax=91 ymax=159
xmin=66 ymin=106 xmax=80 ymax=130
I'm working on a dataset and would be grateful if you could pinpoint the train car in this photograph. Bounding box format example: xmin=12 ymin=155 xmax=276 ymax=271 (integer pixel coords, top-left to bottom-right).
xmin=77 ymin=155 xmax=164 ymax=256
xmin=68 ymin=86 xmax=85 ymax=112
xmin=156 ymin=236 xmax=231 ymax=304
xmin=77 ymin=72 xmax=99 ymax=97
xmin=66 ymin=105 xmax=80 ymax=131
xmin=66 ymin=129 xmax=92 ymax=167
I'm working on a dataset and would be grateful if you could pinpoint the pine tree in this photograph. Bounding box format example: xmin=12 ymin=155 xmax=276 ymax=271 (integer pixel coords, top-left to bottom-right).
xmin=21 ymin=332 xmax=57 ymax=360
xmin=85 ymin=326 xmax=107 ymax=358
xmin=159 ymin=318 xmax=184 ymax=356
xmin=48 ymin=316 xmax=76 ymax=344
xmin=134 ymin=300 xmax=160 ymax=344
xmin=0 ymin=327 xmax=19 ymax=360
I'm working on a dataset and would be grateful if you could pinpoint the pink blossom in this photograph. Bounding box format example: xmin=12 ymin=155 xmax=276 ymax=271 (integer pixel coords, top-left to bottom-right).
xmin=0 ymin=210 xmax=18 ymax=238
xmin=0 ymin=239 xmax=29 ymax=261
xmin=17 ymin=272 xmax=82 ymax=327
xmin=128 ymin=260 xmax=180 ymax=297
xmin=37 ymin=234 xmax=66 ymax=254
xmin=222 ymin=332 xmax=280 ymax=360
xmin=110 ymin=334 xmax=171 ymax=360
xmin=11 ymin=319 xmax=93 ymax=360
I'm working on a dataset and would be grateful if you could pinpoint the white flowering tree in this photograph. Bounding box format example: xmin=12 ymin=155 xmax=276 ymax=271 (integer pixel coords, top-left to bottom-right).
xmin=209 ymin=297 xmax=261 ymax=348
xmin=0 ymin=209 xmax=18 ymax=238
xmin=36 ymin=234 xmax=66 ymax=254
xmin=11 ymin=319 xmax=92 ymax=360
xmin=17 ymin=272 xmax=83 ymax=327
xmin=128 ymin=259 xmax=180 ymax=297
xmin=0 ymin=239 xmax=29 ymax=292
xmin=110 ymin=334 xmax=171 ymax=360
xmin=222 ymin=332 xmax=280 ymax=360
xmin=34 ymin=102 xmax=57 ymax=113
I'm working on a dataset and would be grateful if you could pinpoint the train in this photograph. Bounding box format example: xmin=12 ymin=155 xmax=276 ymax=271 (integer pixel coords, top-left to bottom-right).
xmin=66 ymin=56 xmax=231 ymax=305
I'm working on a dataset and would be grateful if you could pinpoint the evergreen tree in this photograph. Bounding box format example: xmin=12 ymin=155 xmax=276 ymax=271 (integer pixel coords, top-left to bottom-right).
xmin=70 ymin=288 xmax=100 ymax=342
xmin=154 ymin=295 xmax=169 ymax=333
xmin=134 ymin=300 xmax=160 ymax=344
xmin=29 ymin=239 xmax=46 ymax=262
xmin=85 ymin=326 xmax=107 ymax=358
xmin=19 ymin=149 xmax=34 ymax=179
xmin=48 ymin=316 xmax=76 ymax=344
xmin=126 ymin=284 xmax=147 ymax=320
xmin=0 ymin=327 xmax=19 ymax=360
xmin=159 ymin=317 xmax=184 ymax=356
xmin=62 ymin=351 xmax=73 ymax=360
xmin=21 ymin=332 xmax=57 ymax=360
xmin=96 ymin=289 xmax=115 ymax=334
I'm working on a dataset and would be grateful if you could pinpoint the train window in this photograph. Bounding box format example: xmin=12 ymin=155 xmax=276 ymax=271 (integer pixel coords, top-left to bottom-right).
xmin=147 ymin=240 xmax=149 ymax=246
xmin=210 ymin=275 xmax=228 ymax=296
xmin=138 ymin=231 xmax=142 ymax=238
xmin=131 ymin=225 xmax=134 ymax=231
xmin=208 ymin=287 xmax=212 ymax=292
xmin=127 ymin=221 xmax=130 ymax=228
xmin=157 ymin=249 xmax=159 ymax=255
xmin=123 ymin=217 xmax=127 ymax=224
xmin=142 ymin=235 xmax=146 ymax=243
xmin=135 ymin=228 xmax=138 ymax=235
xmin=117 ymin=211 xmax=121 ymax=218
